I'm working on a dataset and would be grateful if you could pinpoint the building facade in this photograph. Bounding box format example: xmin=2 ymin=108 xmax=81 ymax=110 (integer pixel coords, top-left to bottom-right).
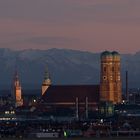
xmin=100 ymin=51 xmax=122 ymax=104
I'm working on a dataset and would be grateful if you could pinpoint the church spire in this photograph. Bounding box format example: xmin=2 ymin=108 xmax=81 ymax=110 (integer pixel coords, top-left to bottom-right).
xmin=41 ymin=66 xmax=51 ymax=95
xmin=14 ymin=70 xmax=20 ymax=87
xmin=13 ymin=70 xmax=23 ymax=107
xmin=44 ymin=66 xmax=50 ymax=80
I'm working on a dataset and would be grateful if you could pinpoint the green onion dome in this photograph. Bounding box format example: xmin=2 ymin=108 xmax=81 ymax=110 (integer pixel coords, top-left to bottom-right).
xmin=101 ymin=51 xmax=112 ymax=58
xmin=112 ymin=51 xmax=120 ymax=56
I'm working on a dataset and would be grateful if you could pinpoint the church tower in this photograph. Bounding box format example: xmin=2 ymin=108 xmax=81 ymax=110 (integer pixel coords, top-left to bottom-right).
xmin=100 ymin=51 xmax=122 ymax=104
xmin=41 ymin=67 xmax=51 ymax=95
xmin=112 ymin=51 xmax=122 ymax=103
xmin=14 ymin=71 xmax=23 ymax=107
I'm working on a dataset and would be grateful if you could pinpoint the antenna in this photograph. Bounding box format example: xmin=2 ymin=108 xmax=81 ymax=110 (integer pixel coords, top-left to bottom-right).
xmin=85 ymin=97 xmax=88 ymax=119
xmin=126 ymin=71 xmax=129 ymax=103
xmin=75 ymin=97 xmax=79 ymax=120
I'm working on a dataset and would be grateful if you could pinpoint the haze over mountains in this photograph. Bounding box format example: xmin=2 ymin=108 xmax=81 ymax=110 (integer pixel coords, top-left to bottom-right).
xmin=0 ymin=48 xmax=139 ymax=89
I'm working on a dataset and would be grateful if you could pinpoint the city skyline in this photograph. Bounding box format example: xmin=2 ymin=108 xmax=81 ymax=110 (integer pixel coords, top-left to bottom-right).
xmin=0 ymin=1 xmax=140 ymax=139
xmin=0 ymin=0 xmax=140 ymax=53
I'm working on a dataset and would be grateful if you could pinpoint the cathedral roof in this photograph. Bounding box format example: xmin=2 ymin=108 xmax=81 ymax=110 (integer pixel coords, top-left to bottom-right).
xmin=41 ymin=85 xmax=99 ymax=103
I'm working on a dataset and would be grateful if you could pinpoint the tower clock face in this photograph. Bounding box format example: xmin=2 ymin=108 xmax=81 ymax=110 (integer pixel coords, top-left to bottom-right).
xmin=103 ymin=76 xmax=107 ymax=80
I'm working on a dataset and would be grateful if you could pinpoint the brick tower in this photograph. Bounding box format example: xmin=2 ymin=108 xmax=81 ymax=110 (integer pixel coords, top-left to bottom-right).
xmin=14 ymin=72 xmax=23 ymax=107
xmin=100 ymin=51 xmax=122 ymax=104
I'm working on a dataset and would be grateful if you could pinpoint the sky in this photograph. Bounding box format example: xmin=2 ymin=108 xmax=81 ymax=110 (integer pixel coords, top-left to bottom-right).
xmin=0 ymin=0 xmax=140 ymax=53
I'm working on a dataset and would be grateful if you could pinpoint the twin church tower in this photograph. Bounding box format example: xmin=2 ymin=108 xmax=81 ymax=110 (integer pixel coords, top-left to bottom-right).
xmin=13 ymin=51 xmax=122 ymax=107
xmin=100 ymin=51 xmax=122 ymax=104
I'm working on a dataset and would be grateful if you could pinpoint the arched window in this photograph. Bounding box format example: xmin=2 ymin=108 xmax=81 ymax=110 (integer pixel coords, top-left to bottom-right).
xmin=103 ymin=67 xmax=106 ymax=72
xmin=112 ymin=67 xmax=114 ymax=72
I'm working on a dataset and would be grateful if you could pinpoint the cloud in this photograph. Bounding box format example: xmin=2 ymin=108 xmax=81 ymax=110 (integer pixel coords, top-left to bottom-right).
xmin=0 ymin=35 xmax=81 ymax=50
xmin=0 ymin=0 xmax=139 ymax=24
xmin=0 ymin=1 xmax=140 ymax=52
xmin=25 ymin=36 xmax=80 ymax=46
xmin=0 ymin=0 xmax=140 ymax=24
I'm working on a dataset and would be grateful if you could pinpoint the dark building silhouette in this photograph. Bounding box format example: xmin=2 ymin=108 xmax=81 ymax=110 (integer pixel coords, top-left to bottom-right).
xmin=38 ymin=85 xmax=99 ymax=118
xmin=41 ymin=85 xmax=99 ymax=105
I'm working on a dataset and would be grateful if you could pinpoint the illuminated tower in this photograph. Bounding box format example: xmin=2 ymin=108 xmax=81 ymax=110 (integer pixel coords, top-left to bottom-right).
xmin=112 ymin=51 xmax=122 ymax=103
xmin=41 ymin=68 xmax=51 ymax=95
xmin=14 ymin=72 xmax=23 ymax=107
xmin=100 ymin=51 xmax=122 ymax=104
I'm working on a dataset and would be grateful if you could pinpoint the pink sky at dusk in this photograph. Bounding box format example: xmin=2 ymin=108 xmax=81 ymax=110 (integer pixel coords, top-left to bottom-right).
xmin=0 ymin=0 xmax=140 ymax=53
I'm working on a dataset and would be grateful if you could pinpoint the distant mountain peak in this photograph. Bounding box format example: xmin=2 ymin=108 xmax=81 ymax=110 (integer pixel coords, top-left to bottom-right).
xmin=0 ymin=48 xmax=139 ymax=89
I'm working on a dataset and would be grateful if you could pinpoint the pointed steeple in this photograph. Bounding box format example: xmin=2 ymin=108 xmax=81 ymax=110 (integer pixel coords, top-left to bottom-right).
xmin=13 ymin=69 xmax=23 ymax=107
xmin=14 ymin=70 xmax=20 ymax=87
xmin=44 ymin=66 xmax=50 ymax=80
xmin=42 ymin=66 xmax=51 ymax=95
xmin=43 ymin=66 xmax=51 ymax=85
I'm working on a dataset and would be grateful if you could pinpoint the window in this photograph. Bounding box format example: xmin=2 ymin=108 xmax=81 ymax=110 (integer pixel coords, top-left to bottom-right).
xmin=103 ymin=67 xmax=106 ymax=72
xmin=112 ymin=67 xmax=114 ymax=72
